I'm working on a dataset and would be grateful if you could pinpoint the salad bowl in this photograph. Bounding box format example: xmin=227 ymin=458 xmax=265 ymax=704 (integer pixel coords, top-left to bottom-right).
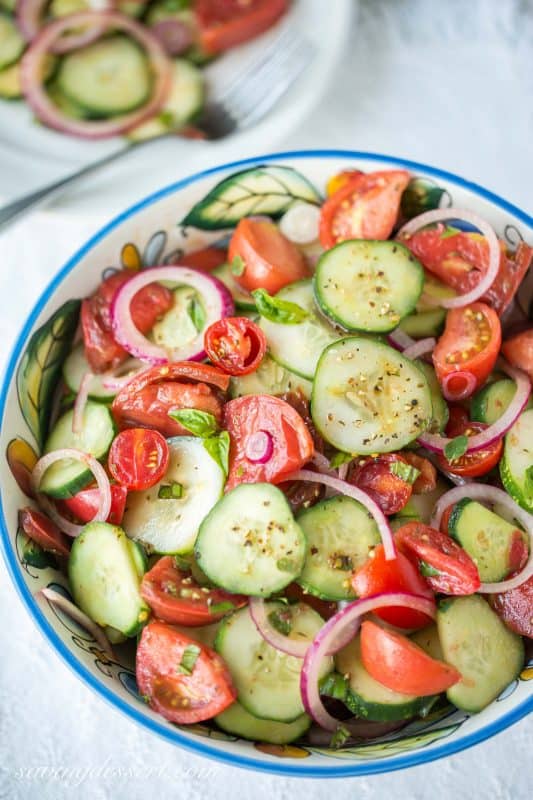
xmin=1 ymin=150 xmax=532 ymax=777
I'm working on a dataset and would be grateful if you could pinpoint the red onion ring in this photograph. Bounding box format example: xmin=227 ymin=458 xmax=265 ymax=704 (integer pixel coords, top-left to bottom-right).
xmin=20 ymin=11 xmax=172 ymax=139
xmin=16 ymin=0 xmax=111 ymax=54
xmin=431 ymin=483 xmax=533 ymax=593
xmin=31 ymin=448 xmax=112 ymax=537
xmin=248 ymin=598 xmax=309 ymax=658
xmin=441 ymin=370 xmax=477 ymax=402
xmin=300 ymin=593 xmax=437 ymax=731
xmin=418 ymin=359 xmax=531 ymax=455
xmin=111 ymin=266 xmax=234 ymax=364
xmin=387 ymin=328 xmax=415 ymax=351
xmin=100 ymin=359 xmax=147 ymax=391
xmin=40 ymin=587 xmax=114 ymax=656
xmin=245 ymin=431 xmax=273 ymax=464
xmin=403 ymin=337 xmax=436 ymax=361
xmin=311 ymin=452 xmax=336 ymax=476
xmin=150 ymin=18 xmax=193 ymax=56
xmin=337 ymin=462 xmax=350 ymax=481
xmin=72 ymin=371 xmax=93 ymax=434
xmin=398 ymin=209 xmax=500 ymax=309
xmin=283 ymin=469 xmax=396 ymax=561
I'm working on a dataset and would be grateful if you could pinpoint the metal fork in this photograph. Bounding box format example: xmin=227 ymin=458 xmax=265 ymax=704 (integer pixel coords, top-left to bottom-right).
xmin=0 ymin=25 xmax=313 ymax=233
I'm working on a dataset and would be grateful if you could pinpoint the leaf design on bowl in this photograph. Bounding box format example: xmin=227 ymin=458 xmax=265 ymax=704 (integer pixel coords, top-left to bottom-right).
xmin=311 ymin=723 xmax=461 ymax=760
xmin=16 ymin=299 xmax=80 ymax=449
xmin=6 ymin=436 xmax=38 ymax=497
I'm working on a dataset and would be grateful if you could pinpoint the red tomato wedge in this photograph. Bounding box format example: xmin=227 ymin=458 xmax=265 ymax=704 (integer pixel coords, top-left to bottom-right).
xmin=490 ymin=574 xmax=533 ymax=638
xmin=178 ymin=246 xmax=227 ymax=272
xmin=228 ymin=218 xmax=309 ymax=294
xmin=326 ymin=169 xmax=363 ymax=197
xmin=204 ymin=317 xmax=267 ymax=375
xmin=140 ymin=557 xmax=247 ymax=625
xmin=395 ymin=521 xmax=481 ymax=595
xmin=319 ymin=170 xmax=410 ymax=248
xmin=348 ymin=454 xmax=413 ymax=515
xmin=437 ymin=415 xmax=503 ymax=478
xmin=60 ymin=484 xmax=127 ymax=526
xmin=112 ymin=362 xmax=229 ymax=437
xmin=136 ymin=621 xmax=236 ymax=723
xmin=360 ymin=620 xmax=461 ymax=696
xmin=351 ymin=544 xmax=434 ymax=630
xmin=502 ymin=329 xmax=533 ymax=383
xmin=108 ymin=429 xmax=169 ymax=491
xmin=223 ymin=395 xmax=314 ymax=491
xmin=197 ymin=0 xmax=289 ymax=54
xmin=18 ymin=507 xmax=70 ymax=558
xmin=433 ymin=302 xmax=501 ymax=397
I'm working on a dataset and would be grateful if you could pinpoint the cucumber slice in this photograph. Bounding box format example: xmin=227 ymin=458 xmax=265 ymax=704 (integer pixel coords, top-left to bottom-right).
xmin=448 ymin=498 xmax=528 ymax=582
xmin=258 ymin=280 xmax=339 ymax=380
xmin=0 ymin=13 xmax=24 ymax=70
xmin=212 ymin=263 xmax=256 ymax=310
xmin=40 ymin=402 xmax=116 ymax=498
xmin=62 ymin=344 xmax=116 ymax=401
xmin=311 ymin=337 xmax=433 ymax=454
xmin=57 ymin=35 xmax=151 ymax=115
xmin=416 ymin=272 xmax=457 ymax=310
xmin=471 ymin=378 xmax=517 ymax=425
xmin=437 ymin=595 xmax=524 ymax=712
xmin=415 ymin=360 xmax=449 ymax=433
xmin=68 ymin=522 xmax=150 ymax=637
xmin=410 ymin=624 xmax=444 ymax=661
xmin=151 ymin=285 xmax=203 ymax=351
xmin=196 ymin=483 xmax=306 ymax=596
xmin=399 ymin=308 xmax=446 ymax=338
xmin=296 ymin=495 xmax=381 ymax=600
xmin=335 ymin=636 xmax=437 ymax=722
xmin=499 ymin=408 xmax=533 ymax=512
xmin=215 ymin=701 xmax=310 ymax=744
xmin=230 ymin=353 xmax=312 ymax=400
xmin=122 ymin=436 xmax=225 ymax=555
xmin=314 ymin=240 xmax=424 ymax=333
xmin=215 ymin=602 xmax=331 ymax=722
xmin=127 ymin=58 xmax=204 ymax=141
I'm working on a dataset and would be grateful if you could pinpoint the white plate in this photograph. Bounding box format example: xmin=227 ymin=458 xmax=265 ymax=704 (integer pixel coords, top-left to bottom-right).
xmin=0 ymin=0 xmax=354 ymax=210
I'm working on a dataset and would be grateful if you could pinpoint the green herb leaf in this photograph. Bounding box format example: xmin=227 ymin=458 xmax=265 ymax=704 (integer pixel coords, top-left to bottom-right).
xmin=139 ymin=693 xmax=151 ymax=704
xmin=390 ymin=461 xmax=421 ymax=485
xmin=330 ymin=724 xmax=351 ymax=749
xmin=330 ymin=451 xmax=353 ymax=469
xmin=158 ymin=110 xmax=175 ymax=128
xmin=174 ymin=555 xmax=192 ymax=572
xmin=268 ymin=608 xmax=292 ymax=636
xmin=252 ymin=288 xmax=309 ymax=325
xmin=158 ymin=482 xmax=184 ymax=500
xmin=188 ymin=297 xmax=206 ymax=332
xmin=177 ymin=644 xmax=201 ymax=675
xmin=203 ymin=431 xmax=230 ymax=476
xmin=319 ymin=672 xmax=348 ymax=702
xmin=440 ymin=225 xmax=462 ymax=240
xmin=230 ymin=255 xmax=246 ymax=276
xmin=444 ymin=435 xmax=469 ymax=462
xmin=419 ymin=560 xmax=441 ymax=578
xmin=209 ymin=600 xmax=235 ymax=616
xmin=169 ymin=408 xmax=219 ymax=437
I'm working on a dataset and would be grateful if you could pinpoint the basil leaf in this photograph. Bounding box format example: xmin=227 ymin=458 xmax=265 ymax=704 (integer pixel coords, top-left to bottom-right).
xmin=330 ymin=451 xmax=353 ymax=469
xmin=268 ymin=608 xmax=292 ymax=636
xmin=169 ymin=408 xmax=219 ymax=437
xmin=390 ymin=461 xmax=421 ymax=485
xmin=177 ymin=644 xmax=201 ymax=675
xmin=444 ymin=435 xmax=469 ymax=462
xmin=203 ymin=431 xmax=230 ymax=476
xmin=230 ymin=255 xmax=246 ymax=276
xmin=419 ymin=560 xmax=441 ymax=577
xmin=188 ymin=297 xmax=206 ymax=332
xmin=209 ymin=601 xmax=235 ymax=616
xmin=158 ymin=482 xmax=184 ymax=500
xmin=440 ymin=225 xmax=462 ymax=239
xmin=330 ymin=724 xmax=351 ymax=749
xmin=252 ymin=288 xmax=309 ymax=325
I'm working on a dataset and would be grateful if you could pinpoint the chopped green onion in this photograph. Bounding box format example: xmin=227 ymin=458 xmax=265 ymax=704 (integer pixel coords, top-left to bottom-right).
xmin=177 ymin=644 xmax=201 ymax=675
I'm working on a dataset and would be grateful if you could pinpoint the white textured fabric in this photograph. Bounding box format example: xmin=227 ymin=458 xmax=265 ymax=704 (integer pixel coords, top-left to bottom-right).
xmin=1 ymin=1 xmax=532 ymax=798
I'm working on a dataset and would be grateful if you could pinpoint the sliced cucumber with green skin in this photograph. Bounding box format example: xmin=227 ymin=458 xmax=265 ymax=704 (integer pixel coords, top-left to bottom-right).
xmin=415 ymin=360 xmax=449 ymax=433
xmin=448 ymin=498 xmax=528 ymax=582
xmin=499 ymin=408 xmax=533 ymax=512
xmin=0 ymin=61 xmax=21 ymax=99
xmin=314 ymin=240 xmax=424 ymax=333
xmin=57 ymin=36 xmax=151 ymax=115
xmin=335 ymin=637 xmax=437 ymax=722
xmin=0 ymin=13 xmax=25 ymax=70
xmin=230 ymin=353 xmax=312 ymax=400
xmin=151 ymin=286 xmax=203 ymax=351
xmin=195 ymin=483 xmax=306 ymax=596
xmin=311 ymin=337 xmax=433 ymax=455
xmin=122 ymin=436 xmax=225 ymax=555
xmin=39 ymin=402 xmax=116 ymax=498
xmin=296 ymin=495 xmax=380 ymax=600
xmin=216 ymin=701 xmax=310 ymax=744
xmin=212 ymin=263 xmax=256 ymax=310
xmin=399 ymin=308 xmax=446 ymax=338
xmin=410 ymin=624 xmax=444 ymax=661
xmin=259 ymin=279 xmax=339 ymax=380
xmin=437 ymin=595 xmax=524 ymax=712
xmin=62 ymin=344 xmax=117 ymax=401
xmin=215 ymin=602 xmax=331 ymax=722
xmin=68 ymin=522 xmax=150 ymax=637
xmin=471 ymin=378 xmax=517 ymax=425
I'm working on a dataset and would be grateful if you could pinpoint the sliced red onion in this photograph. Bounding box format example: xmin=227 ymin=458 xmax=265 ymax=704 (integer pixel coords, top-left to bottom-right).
xmin=245 ymin=431 xmax=273 ymax=464
xmin=284 ymin=469 xmax=396 ymax=561
xmin=101 ymin=359 xmax=147 ymax=391
xmin=337 ymin=462 xmax=350 ymax=481
xmin=279 ymin=203 xmax=321 ymax=245
xmin=431 ymin=483 xmax=533 ymax=593
xmin=17 ymin=0 xmax=112 ymax=54
xmin=40 ymin=587 xmax=114 ymax=657
xmin=31 ymin=448 xmax=111 ymax=537
xmin=20 ymin=12 xmax=172 ymax=139
xmin=311 ymin=452 xmax=336 ymax=476
xmin=441 ymin=370 xmax=477 ymax=402
xmin=248 ymin=598 xmax=309 ymax=658
xmin=398 ymin=209 xmax=500 ymax=309
xmin=72 ymin=371 xmax=93 ymax=435
xmin=111 ymin=266 xmax=234 ymax=364
xmin=150 ymin=18 xmax=193 ymax=56
xmin=418 ymin=359 xmax=531 ymax=455
xmin=300 ymin=593 xmax=437 ymax=731
xmin=403 ymin=337 xmax=436 ymax=361
xmin=387 ymin=328 xmax=416 ymax=351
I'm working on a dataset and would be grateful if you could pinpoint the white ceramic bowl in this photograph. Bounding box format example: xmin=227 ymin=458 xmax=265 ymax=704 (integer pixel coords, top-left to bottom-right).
xmin=1 ymin=151 xmax=532 ymax=778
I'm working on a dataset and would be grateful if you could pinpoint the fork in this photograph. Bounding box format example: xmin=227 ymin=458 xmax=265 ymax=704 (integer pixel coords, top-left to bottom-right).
xmin=0 ymin=25 xmax=313 ymax=233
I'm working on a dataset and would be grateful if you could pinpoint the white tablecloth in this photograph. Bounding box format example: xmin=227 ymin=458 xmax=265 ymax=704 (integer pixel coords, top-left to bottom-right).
xmin=1 ymin=1 xmax=531 ymax=798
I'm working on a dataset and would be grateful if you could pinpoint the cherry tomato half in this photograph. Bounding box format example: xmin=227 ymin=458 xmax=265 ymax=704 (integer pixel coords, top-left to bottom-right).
xmin=319 ymin=170 xmax=410 ymax=249
xmin=351 ymin=544 xmax=435 ymax=630
xmin=223 ymin=395 xmax=314 ymax=491
xmin=108 ymin=429 xmax=169 ymax=491
xmin=140 ymin=557 xmax=247 ymax=626
xmin=402 ymin=451 xmax=437 ymax=495
xmin=502 ymin=328 xmax=533 ymax=383
xmin=490 ymin=574 xmax=533 ymax=638
xmin=136 ymin=620 xmax=236 ymax=723
xmin=437 ymin=414 xmax=503 ymax=478
xmin=348 ymin=454 xmax=413 ymax=515
xmin=60 ymin=484 xmax=127 ymax=526
xmin=18 ymin=507 xmax=70 ymax=558
xmin=433 ymin=302 xmax=501 ymax=398
xmin=204 ymin=317 xmax=267 ymax=376
xmin=228 ymin=218 xmax=309 ymax=294
xmin=395 ymin=521 xmax=480 ymax=595
xmin=178 ymin=246 xmax=227 ymax=272
xmin=360 ymin=620 xmax=461 ymax=696
xmin=196 ymin=0 xmax=289 ymax=54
